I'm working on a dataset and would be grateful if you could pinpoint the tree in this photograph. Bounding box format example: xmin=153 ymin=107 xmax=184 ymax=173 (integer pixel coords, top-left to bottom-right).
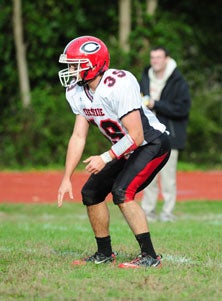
xmin=119 ymin=0 xmax=131 ymax=52
xmin=146 ymin=0 xmax=158 ymax=15
xmin=13 ymin=0 xmax=31 ymax=108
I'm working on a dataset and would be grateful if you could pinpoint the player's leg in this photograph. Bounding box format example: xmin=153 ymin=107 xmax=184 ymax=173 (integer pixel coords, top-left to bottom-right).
xmin=114 ymin=133 xmax=170 ymax=268
xmin=87 ymin=202 xmax=110 ymax=237
xmin=72 ymin=159 xmax=125 ymax=265
xmin=118 ymin=201 xmax=163 ymax=269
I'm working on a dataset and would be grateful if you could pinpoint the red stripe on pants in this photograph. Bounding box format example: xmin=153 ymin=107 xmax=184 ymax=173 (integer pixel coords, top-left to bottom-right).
xmin=124 ymin=152 xmax=168 ymax=202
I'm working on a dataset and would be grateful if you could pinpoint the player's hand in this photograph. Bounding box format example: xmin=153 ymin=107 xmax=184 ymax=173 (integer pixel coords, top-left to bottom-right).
xmin=83 ymin=156 xmax=105 ymax=174
xmin=57 ymin=177 xmax=73 ymax=208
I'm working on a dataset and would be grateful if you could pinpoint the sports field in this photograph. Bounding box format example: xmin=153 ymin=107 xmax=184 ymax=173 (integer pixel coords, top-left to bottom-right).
xmin=0 ymin=171 xmax=222 ymax=301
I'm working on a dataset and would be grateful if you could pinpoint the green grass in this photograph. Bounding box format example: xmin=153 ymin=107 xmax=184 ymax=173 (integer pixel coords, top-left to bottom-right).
xmin=1 ymin=160 xmax=222 ymax=172
xmin=0 ymin=201 xmax=222 ymax=301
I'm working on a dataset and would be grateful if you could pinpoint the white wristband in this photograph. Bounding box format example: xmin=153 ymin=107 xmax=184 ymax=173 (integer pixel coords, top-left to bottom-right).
xmin=111 ymin=134 xmax=137 ymax=159
xmin=100 ymin=151 xmax=113 ymax=164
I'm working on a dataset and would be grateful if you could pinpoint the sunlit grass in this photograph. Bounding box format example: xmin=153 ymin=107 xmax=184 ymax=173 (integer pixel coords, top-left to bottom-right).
xmin=0 ymin=201 xmax=222 ymax=301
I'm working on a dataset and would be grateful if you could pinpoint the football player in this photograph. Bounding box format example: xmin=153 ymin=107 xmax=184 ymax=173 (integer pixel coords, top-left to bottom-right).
xmin=57 ymin=36 xmax=171 ymax=268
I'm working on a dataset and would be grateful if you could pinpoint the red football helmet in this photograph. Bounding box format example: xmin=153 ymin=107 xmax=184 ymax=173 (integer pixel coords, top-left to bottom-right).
xmin=58 ymin=36 xmax=110 ymax=87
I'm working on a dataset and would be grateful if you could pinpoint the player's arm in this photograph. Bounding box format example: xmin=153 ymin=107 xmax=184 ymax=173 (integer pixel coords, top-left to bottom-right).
xmin=84 ymin=73 xmax=144 ymax=173
xmin=107 ymin=72 xmax=144 ymax=159
xmin=108 ymin=109 xmax=144 ymax=159
xmin=120 ymin=109 xmax=144 ymax=147
xmin=84 ymin=110 xmax=144 ymax=174
xmin=58 ymin=114 xmax=89 ymax=207
xmin=99 ymin=109 xmax=144 ymax=161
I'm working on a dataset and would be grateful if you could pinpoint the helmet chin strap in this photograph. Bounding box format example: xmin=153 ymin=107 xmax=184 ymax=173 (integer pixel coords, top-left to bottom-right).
xmin=77 ymin=68 xmax=91 ymax=86
xmin=78 ymin=61 xmax=107 ymax=86
xmin=77 ymin=80 xmax=88 ymax=86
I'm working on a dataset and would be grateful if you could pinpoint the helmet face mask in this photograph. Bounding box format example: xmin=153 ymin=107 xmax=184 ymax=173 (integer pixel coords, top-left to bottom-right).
xmin=58 ymin=56 xmax=93 ymax=87
xmin=58 ymin=36 xmax=110 ymax=87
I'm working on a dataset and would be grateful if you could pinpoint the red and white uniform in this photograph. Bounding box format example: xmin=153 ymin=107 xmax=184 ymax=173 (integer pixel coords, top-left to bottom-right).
xmin=66 ymin=69 xmax=166 ymax=146
xmin=65 ymin=69 xmax=170 ymax=204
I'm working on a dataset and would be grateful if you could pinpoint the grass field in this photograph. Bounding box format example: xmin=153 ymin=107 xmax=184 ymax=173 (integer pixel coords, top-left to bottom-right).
xmin=0 ymin=201 xmax=222 ymax=301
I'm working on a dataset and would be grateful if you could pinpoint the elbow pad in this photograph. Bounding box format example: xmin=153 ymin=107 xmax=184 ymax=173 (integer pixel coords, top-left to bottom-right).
xmin=111 ymin=134 xmax=137 ymax=159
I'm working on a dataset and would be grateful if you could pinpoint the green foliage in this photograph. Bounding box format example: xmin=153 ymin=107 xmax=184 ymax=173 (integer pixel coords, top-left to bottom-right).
xmin=128 ymin=10 xmax=195 ymax=78
xmin=183 ymin=81 xmax=222 ymax=164
xmin=0 ymin=88 xmax=71 ymax=168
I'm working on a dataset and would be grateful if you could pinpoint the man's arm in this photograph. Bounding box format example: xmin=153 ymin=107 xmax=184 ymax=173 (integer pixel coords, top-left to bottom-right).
xmin=84 ymin=110 xmax=144 ymax=174
xmin=120 ymin=110 xmax=144 ymax=147
xmin=57 ymin=114 xmax=89 ymax=207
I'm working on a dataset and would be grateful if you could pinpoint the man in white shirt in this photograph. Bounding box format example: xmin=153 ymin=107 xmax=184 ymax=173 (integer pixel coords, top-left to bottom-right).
xmin=140 ymin=47 xmax=191 ymax=222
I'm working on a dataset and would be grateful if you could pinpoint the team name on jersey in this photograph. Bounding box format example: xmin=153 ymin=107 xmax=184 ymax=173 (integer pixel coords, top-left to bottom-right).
xmin=83 ymin=108 xmax=105 ymax=117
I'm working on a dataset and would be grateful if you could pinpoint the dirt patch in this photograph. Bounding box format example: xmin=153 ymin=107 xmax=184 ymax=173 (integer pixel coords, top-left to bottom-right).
xmin=0 ymin=170 xmax=221 ymax=204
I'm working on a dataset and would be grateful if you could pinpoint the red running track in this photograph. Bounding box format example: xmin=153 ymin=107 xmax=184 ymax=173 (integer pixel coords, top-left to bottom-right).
xmin=0 ymin=170 xmax=221 ymax=204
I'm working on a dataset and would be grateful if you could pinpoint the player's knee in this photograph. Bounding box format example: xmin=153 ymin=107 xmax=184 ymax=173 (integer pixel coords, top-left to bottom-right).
xmin=112 ymin=185 xmax=126 ymax=205
xmin=81 ymin=186 xmax=103 ymax=206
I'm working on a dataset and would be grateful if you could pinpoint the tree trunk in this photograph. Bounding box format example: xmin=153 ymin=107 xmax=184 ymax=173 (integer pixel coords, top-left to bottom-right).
xmin=146 ymin=0 xmax=158 ymax=15
xmin=119 ymin=0 xmax=131 ymax=52
xmin=13 ymin=0 xmax=31 ymax=108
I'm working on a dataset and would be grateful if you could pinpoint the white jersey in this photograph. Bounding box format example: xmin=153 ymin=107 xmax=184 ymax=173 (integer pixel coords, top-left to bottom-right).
xmin=66 ymin=69 xmax=166 ymax=145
